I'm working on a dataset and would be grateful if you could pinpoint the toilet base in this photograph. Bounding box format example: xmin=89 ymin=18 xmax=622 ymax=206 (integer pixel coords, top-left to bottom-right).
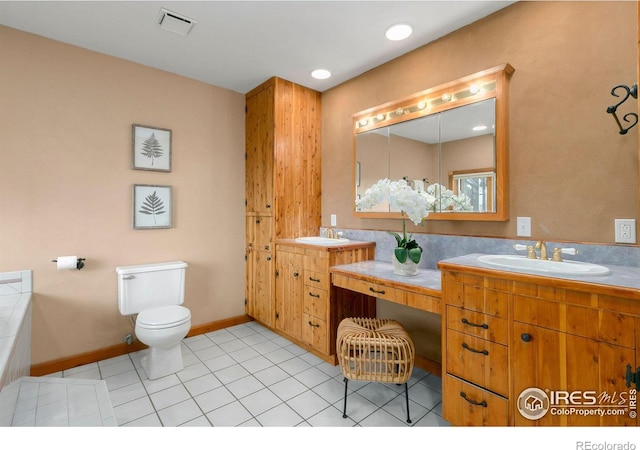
xmin=140 ymin=344 xmax=184 ymax=380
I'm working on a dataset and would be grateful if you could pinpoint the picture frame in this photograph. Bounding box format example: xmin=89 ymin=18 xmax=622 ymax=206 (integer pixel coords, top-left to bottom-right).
xmin=132 ymin=124 xmax=172 ymax=172
xmin=133 ymin=184 xmax=172 ymax=229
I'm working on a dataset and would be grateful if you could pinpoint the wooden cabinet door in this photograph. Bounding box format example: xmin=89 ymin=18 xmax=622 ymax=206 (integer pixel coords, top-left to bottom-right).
xmin=512 ymin=321 xmax=636 ymax=426
xmin=245 ymin=248 xmax=254 ymax=318
xmin=252 ymin=216 xmax=273 ymax=251
xmin=247 ymin=250 xmax=274 ymax=328
xmin=275 ymin=259 xmax=303 ymax=340
xmin=245 ymin=84 xmax=274 ymax=214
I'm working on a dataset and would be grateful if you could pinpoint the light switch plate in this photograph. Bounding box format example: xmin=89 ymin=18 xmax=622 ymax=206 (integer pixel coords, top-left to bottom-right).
xmin=517 ymin=217 xmax=531 ymax=237
xmin=330 ymin=214 xmax=337 ymax=227
xmin=615 ymin=219 xmax=636 ymax=243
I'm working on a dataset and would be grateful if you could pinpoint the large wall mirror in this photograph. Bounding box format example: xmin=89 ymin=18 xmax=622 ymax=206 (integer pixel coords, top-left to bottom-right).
xmin=354 ymin=64 xmax=514 ymax=221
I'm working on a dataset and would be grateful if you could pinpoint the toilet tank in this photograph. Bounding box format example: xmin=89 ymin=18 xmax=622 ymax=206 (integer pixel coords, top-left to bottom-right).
xmin=116 ymin=261 xmax=187 ymax=315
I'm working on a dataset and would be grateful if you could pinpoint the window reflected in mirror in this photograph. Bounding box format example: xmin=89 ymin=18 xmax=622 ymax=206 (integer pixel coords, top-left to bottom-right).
xmin=450 ymin=168 xmax=495 ymax=212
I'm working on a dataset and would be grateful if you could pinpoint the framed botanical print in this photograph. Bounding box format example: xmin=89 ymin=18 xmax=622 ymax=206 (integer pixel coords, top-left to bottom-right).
xmin=133 ymin=184 xmax=172 ymax=229
xmin=132 ymin=124 xmax=172 ymax=172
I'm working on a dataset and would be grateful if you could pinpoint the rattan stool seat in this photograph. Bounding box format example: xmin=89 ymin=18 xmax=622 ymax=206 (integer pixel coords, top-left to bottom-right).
xmin=336 ymin=317 xmax=415 ymax=423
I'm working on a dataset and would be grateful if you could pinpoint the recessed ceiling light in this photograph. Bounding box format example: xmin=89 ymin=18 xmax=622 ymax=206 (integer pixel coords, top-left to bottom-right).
xmin=311 ymin=69 xmax=331 ymax=80
xmin=473 ymin=125 xmax=488 ymax=131
xmin=385 ymin=23 xmax=412 ymax=41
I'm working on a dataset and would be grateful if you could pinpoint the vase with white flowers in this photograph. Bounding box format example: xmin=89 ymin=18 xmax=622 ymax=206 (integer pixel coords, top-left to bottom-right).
xmin=355 ymin=178 xmax=471 ymax=276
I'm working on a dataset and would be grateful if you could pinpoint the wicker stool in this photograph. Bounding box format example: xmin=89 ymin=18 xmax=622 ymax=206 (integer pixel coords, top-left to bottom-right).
xmin=336 ymin=317 xmax=415 ymax=423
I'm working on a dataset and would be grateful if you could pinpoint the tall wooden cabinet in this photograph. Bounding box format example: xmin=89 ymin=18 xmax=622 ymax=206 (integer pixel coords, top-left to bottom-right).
xmin=245 ymin=77 xmax=322 ymax=330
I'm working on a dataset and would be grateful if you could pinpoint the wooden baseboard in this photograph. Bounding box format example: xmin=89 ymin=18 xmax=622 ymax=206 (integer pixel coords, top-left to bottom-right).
xmin=30 ymin=315 xmax=254 ymax=377
xmin=186 ymin=315 xmax=253 ymax=337
xmin=415 ymin=354 xmax=442 ymax=377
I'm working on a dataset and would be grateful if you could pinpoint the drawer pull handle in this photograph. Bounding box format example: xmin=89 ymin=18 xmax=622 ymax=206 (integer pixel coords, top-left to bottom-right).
xmin=308 ymin=292 xmax=320 ymax=298
xmin=308 ymin=321 xmax=320 ymax=328
xmin=460 ymin=392 xmax=487 ymax=407
xmin=462 ymin=342 xmax=489 ymax=355
xmin=309 ymin=277 xmax=321 ymax=282
xmin=461 ymin=318 xmax=489 ymax=329
xmin=521 ymin=333 xmax=532 ymax=342
xmin=293 ymin=272 xmax=299 ymax=277
xmin=369 ymin=287 xmax=385 ymax=295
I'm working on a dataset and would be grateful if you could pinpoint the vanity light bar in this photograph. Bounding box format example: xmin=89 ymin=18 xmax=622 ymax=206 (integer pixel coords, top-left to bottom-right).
xmin=355 ymin=80 xmax=497 ymax=130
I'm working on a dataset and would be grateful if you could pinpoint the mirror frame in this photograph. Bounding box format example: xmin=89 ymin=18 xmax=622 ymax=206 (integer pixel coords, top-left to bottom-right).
xmin=353 ymin=63 xmax=515 ymax=221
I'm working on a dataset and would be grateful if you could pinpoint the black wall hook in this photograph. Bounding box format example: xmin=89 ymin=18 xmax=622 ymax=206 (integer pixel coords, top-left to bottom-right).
xmin=606 ymin=83 xmax=638 ymax=135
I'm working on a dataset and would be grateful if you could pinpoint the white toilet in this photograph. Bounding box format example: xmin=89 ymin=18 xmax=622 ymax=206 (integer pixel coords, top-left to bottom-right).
xmin=116 ymin=261 xmax=191 ymax=380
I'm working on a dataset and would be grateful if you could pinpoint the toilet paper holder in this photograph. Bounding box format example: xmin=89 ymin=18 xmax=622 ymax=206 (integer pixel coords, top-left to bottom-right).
xmin=51 ymin=257 xmax=86 ymax=270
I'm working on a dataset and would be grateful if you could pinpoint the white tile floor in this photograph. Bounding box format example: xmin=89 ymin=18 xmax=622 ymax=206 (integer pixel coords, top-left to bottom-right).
xmin=47 ymin=321 xmax=449 ymax=427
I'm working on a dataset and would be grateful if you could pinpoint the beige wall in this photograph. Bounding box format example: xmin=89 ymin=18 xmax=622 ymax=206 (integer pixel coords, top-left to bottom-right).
xmin=322 ymin=1 xmax=638 ymax=244
xmin=0 ymin=26 xmax=246 ymax=365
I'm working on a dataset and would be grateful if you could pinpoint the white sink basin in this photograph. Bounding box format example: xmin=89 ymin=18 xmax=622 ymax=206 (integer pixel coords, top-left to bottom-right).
xmin=294 ymin=236 xmax=350 ymax=245
xmin=477 ymin=254 xmax=610 ymax=276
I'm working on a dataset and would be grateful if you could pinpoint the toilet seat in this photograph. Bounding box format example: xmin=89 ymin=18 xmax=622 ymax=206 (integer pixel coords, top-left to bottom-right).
xmin=137 ymin=305 xmax=191 ymax=330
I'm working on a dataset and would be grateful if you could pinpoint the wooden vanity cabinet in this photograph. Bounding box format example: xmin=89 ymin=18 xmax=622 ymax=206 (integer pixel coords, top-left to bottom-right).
xmin=441 ymin=271 xmax=511 ymax=426
xmin=244 ymin=77 xmax=321 ymax=328
xmin=275 ymin=242 xmax=376 ymax=362
xmin=510 ymin=284 xmax=639 ymax=426
xmin=440 ymin=264 xmax=640 ymax=427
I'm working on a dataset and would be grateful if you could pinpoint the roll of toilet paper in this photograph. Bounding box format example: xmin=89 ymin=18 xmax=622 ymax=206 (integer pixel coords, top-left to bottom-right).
xmin=56 ymin=256 xmax=78 ymax=270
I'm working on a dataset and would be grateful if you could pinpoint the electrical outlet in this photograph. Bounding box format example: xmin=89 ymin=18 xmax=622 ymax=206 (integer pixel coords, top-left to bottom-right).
xmin=615 ymin=219 xmax=636 ymax=244
xmin=331 ymin=214 xmax=337 ymax=227
xmin=516 ymin=217 xmax=531 ymax=237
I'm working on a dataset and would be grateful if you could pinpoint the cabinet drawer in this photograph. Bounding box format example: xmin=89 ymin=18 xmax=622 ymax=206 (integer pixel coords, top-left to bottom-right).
xmin=304 ymin=254 xmax=329 ymax=273
xmin=331 ymin=274 xmax=405 ymax=306
xmin=302 ymin=313 xmax=328 ymax=353
xmin=304 ymin=269 xmax=329 ymax=291
xmin=446 ymin=305 xmax=508 ymax=345
xmin=446 ymin=329 xmax=508 ymax=397
xmin=303 ymin=286 xmax=328 ymax=319
xmin=513 ymin=295 xmax=636 ymax=348
xmin=443 ymin=374 xmax=508 ymax=426
xmin=278 ymin=251 xmax=304 ymax=268
xmin=445 ymin=283 xmax=508 ymax=318
xmin=406 ymin=291 xmax=440 ymax=315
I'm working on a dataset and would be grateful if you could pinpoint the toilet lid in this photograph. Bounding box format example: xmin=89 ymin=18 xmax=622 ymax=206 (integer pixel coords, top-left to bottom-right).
xmin=137 ymin=305 xmax=191 ymax=329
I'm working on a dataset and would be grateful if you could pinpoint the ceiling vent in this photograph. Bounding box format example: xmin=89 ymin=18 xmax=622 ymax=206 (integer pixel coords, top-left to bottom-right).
xmin=158 ymin=8 xmax=196 ymax=36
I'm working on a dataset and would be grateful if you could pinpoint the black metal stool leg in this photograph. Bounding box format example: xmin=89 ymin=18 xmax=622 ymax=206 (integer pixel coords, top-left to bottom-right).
xmin=342 ymin=377 xmax=349 ymax=418
xmin=405 ymin=383 xmax=411 ymax=423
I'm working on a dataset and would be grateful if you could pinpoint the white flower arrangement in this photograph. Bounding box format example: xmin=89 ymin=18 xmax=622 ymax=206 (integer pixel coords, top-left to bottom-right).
xmin=355 ymin=178 xmax=472 ymax=225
